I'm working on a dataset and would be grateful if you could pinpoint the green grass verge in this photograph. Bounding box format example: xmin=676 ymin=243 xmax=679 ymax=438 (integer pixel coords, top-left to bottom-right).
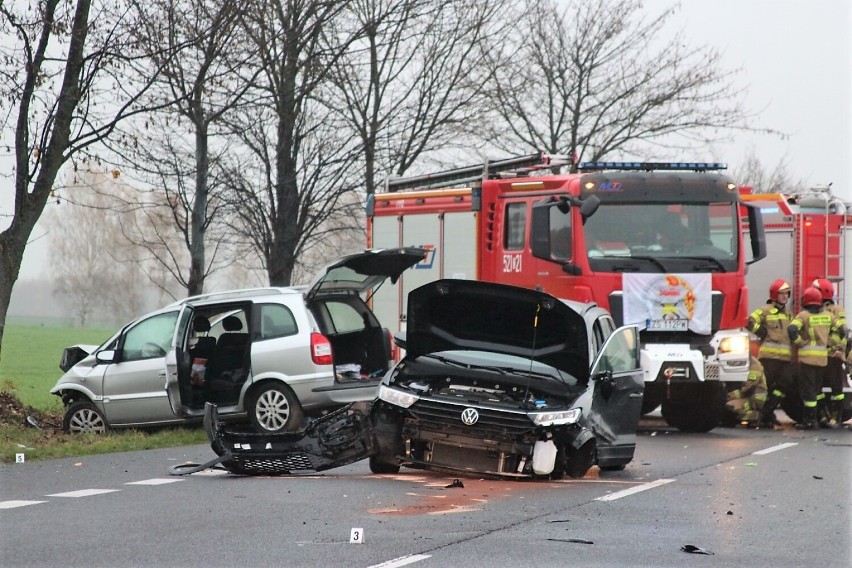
xmin=1 ymin=324 xmax=114 ymax=410
xmin=1 ymin=422 xmax=208 ymax=464
xmin=0 ymin=324 xmax=208 ymax=463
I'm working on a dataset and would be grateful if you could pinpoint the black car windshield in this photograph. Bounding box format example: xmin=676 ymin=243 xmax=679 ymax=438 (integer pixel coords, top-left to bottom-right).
xmin=583 ymin=202 xmax=738 ymax=272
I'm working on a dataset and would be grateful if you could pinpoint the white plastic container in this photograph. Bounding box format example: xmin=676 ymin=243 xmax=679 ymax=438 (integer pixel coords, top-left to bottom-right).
xmin=531 ymin=439 xmax=557 ymax=475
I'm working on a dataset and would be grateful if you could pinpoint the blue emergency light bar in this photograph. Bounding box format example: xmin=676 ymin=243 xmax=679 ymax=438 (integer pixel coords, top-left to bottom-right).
xmin=578 ymin=162 xmax=727 ymax=172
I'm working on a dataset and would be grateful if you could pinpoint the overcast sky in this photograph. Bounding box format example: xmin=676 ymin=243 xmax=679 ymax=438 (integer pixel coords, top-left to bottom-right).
xmin=4 ymin=0 xmax=851 ymax=280
xmin=666 ymin=0 xmax=851 ymax=199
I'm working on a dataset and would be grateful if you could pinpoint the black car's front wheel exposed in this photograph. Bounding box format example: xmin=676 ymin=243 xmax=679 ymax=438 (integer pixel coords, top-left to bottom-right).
xmin=63 ymin=401 xmax=108 ymax=434
xmin=368 ymin=455 xmax=401 ymax=474
xmin=248 ymin=384 xmax=303 ymax=433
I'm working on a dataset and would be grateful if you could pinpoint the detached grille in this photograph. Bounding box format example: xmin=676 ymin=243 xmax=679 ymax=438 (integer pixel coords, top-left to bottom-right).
xmin=226 ymin=452 xmax=315 ymax=475
xmin=408 ymin=398 xmax=535 ymax=437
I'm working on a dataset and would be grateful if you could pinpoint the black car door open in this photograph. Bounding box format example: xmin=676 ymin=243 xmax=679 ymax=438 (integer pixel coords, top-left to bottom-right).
xmin=588 ymin=325 xmax=643 ymax=465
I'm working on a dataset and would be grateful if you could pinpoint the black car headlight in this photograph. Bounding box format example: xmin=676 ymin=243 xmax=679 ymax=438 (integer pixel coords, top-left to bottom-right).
xmin=378 ymin=384 xmax=419 ymax=409
xmin=528 ymin=408 xmax=581 ymax=426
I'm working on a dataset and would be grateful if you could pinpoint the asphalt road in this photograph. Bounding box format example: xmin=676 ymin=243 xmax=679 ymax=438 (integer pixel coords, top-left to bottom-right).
xmin=1 ymin=417 xmax=850 ymax=568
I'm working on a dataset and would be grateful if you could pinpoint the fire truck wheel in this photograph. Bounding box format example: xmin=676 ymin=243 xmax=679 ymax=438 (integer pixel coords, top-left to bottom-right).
xmin=660 ymin=383 xmax=725 ymax=433
xmin=640 ymin=389 xmax=663 ymax=415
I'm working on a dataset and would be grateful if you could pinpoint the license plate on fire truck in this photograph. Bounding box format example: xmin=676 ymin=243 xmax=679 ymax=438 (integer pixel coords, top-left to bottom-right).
xmin=647 ymin=319 xmax=688 ymax=331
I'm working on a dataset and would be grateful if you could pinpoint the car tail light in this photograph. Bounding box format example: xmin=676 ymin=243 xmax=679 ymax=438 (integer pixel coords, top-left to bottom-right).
xmin=310 ymin=332 xmax=333 ymax=365
xmin=387 ymin=329 xmax=400 ymax=362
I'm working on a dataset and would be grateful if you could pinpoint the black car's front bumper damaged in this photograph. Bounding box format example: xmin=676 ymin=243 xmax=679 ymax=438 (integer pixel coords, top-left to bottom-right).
xmin=170 ymin=402 xmax=377 ymax=476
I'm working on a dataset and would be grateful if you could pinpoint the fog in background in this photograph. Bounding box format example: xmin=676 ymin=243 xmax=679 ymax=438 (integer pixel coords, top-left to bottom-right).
xmin=5 ymin=0 xmax=850 ymax=324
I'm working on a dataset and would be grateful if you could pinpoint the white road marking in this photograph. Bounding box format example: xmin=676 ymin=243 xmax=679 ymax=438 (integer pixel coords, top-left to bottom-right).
xmin=595 ymin=478 xmax=675 ymax=501
xmin=46 ymin=489 xmax=120 ymax=498
xmin=367 ymin=554 xmax=432 ymax=568
xmin=126 ymin=478 xmax=183 ymax=486
xmin=752 ymin=442 xmax=798 ymax=455
xmin=0 ymin=500 xmax=47 ymax=509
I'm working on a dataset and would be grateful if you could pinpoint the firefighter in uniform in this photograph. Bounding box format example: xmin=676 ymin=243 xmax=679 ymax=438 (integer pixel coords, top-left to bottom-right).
xmin=788 ymin=287 xmax=845 ymax=430
xmin=726 ymin=354 xmax=767 ymax=426
xmin=747 ymin=279 xmax=794 ymax=428
xmin=812 ymin=278 xmax=847 ymax=427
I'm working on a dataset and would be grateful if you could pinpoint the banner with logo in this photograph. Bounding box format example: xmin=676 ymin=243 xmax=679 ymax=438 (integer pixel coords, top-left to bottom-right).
xmin=622 ymin=273 xmax=711 ymax=335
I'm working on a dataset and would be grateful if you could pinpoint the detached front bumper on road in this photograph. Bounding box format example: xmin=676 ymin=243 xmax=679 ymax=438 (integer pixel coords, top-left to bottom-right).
xmin=170 ymin=402 xmax=376 ymax=476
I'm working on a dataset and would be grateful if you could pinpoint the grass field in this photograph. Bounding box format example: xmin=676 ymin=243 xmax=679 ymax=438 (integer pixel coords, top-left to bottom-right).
xmin=0 ymin=324 xmax=208 ymax=463
xmin=0 ymin=324 xmax=113 ymax=410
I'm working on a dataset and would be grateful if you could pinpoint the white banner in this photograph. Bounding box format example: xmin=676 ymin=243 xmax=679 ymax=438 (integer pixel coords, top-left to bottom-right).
xmin=622 ymin=273 xmax=712 ymax=335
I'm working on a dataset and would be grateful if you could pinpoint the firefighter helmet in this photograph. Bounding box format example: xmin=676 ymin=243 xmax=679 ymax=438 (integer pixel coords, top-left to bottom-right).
xmin=812 ymin=278 xmax=834 ymax=301
xmin=802 ymin=287 xmax=823 ymax=308
xmin=768 ymin=279 xmax=792 ymax=302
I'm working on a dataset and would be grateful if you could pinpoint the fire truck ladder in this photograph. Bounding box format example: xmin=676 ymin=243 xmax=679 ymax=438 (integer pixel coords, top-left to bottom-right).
xmin=823 ymin=200 xmax=847 ymax=308
xmin=383 ymin=152 xmax=570 ymax=192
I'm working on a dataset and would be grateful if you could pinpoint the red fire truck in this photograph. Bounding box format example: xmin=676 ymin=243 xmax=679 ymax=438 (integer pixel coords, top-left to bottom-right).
xmin=366 ymin=153 xmax=767 ymax=432
xmin=740 ymin=186 xmax=851 ymax=422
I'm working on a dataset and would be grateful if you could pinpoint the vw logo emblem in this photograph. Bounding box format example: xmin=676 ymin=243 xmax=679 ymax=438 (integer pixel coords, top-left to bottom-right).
xmin=461 ymin=408 xmax=479 ymax=426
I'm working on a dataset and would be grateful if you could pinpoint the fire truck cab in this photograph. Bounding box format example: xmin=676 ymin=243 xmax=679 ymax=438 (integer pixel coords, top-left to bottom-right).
xmin=367 ymin=154 xmax=767 ymax=432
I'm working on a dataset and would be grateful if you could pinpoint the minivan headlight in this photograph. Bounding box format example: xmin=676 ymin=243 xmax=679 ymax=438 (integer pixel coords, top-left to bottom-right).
xmin=529 ymin=408 xmax=581 ymax=426
xmin=378 ymin=384 xmax=419 ymax=408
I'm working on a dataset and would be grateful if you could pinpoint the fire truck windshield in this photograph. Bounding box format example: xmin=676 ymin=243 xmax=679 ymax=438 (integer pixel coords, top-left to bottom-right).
xmin=583 ymin=202 xmax=738 ymax=273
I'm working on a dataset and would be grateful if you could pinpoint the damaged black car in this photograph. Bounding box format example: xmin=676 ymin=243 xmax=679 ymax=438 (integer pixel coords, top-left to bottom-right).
xmin=185 ymin=280 xmax=644 ymax=480
xmin=368 ymin=279 xmax=644 ymax=478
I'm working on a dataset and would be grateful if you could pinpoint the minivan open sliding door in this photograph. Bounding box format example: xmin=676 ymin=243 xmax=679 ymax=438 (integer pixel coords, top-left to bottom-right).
xmin=165 ymin=305 xmax=194 ymax=416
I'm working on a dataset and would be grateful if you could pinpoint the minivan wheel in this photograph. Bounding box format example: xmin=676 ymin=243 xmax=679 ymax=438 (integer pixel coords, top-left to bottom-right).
xmin=248 ymin=384 xmax=303 ymax=433
xmin=63 ymin=401 xmax=108 ymax=434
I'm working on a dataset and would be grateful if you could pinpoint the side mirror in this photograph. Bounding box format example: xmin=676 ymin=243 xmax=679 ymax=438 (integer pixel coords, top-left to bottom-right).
xmin=579 ymin=194 xmax=600 ymax=220
xmin=95 ymin=350 xmax=117 ymax=365
xmin=594 ymin=370 xmax=615 ymax=401
xmin=743 ymin=202 xmax=767 ymax=264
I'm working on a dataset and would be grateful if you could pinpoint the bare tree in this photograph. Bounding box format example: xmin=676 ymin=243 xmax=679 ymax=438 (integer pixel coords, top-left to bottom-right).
xmin=219 ymin=98 xmax=365 ymax=285
xmin=0 ymin=0 xmax=176 ymax=358
xmin=733 ymin=147 xmax=806 ymax=195
xmin=101 ymin=0 xmax=263 ymax=297
xmin=326 ymin=0 xmax=510 ymax=194
xmin=46 ymin=170 xmax=156 ymax=327
xmin=477 ymin=0 xmax=771 ymax=168
xmin=221 ymin=0 xmax=369 ymax=286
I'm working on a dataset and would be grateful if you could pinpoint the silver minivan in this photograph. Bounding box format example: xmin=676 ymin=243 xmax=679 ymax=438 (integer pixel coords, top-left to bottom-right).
xmin=51 ymin=248 xmax=426 ymax=434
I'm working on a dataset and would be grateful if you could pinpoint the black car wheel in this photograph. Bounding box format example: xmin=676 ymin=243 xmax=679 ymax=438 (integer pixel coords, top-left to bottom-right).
xmin=598 ymin=463 xmax=627 ymax=472
xmin=368 ymin=456 xmax=400 ymax=474
xmin=248 ymin=384 xmax=303 ymax=433
xmin=63 ymin=401 xmax=108 ymax=434
xmin=558 ymin=439 xmax=596 ymax=479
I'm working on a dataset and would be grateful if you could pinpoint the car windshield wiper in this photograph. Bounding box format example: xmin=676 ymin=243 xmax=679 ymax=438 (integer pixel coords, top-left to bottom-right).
xmin=420 ymin=353 xmax=503 ymax=372
xmin=605 ymin=255 xmax=671 ymax=272
xmin=686 ymin=255 xmax=728 ymax=272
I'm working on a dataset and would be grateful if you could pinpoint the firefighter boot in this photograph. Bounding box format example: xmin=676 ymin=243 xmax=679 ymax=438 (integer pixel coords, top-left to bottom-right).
xmin=827 ymin=400 xmax=844 ymax=429
xmin=817 ymin=399 xmax=832 ymax=428
xmin=795 ymin=406 xmax=818 ymax=430
xmin=756 ymin=395 xmax=780 ymax=429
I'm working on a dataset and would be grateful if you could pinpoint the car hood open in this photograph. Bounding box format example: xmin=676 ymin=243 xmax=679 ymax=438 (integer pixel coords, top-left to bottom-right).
xmin=404 ymin=279 xmax=590 ymax=379
xmin=305 ymin=247 xmax=427 ymax=302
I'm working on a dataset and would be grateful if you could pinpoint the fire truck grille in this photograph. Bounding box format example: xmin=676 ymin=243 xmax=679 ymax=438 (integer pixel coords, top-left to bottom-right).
xmin=408 ymin=399 xmax=534 ymax=437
